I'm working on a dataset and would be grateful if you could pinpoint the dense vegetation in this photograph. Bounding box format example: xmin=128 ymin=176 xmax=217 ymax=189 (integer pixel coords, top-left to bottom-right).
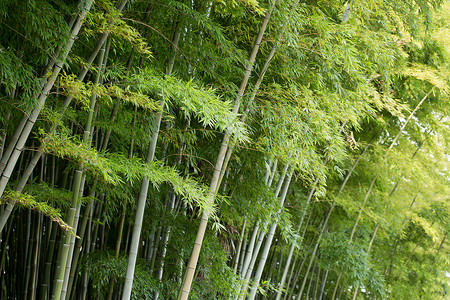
xmin=0 ymin=0 xmax=448 ymax=299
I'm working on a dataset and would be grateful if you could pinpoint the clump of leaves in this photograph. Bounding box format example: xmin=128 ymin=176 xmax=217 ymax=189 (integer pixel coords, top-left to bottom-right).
xmin=2 ymin=188 xmax=72 ymax=232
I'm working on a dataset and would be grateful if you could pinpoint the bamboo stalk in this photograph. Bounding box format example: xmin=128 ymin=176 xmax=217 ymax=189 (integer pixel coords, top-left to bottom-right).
xmin=233 ymin=218 xmax=247 ymax=273
xmin=29 ymin=213 xmax=42 ymax=300
xmin=177 ymin=3 xmax=276 ymax=298
xmin=248 ymin=168 xmax=294 ymax=299
xmin=40 ymin=217 xmax=58 ymax=299
xmin=52 ymin=20 xmax=102 ymax=298
xmin=318 ymin=269 xmax=329 ymax=300
xmin=122 ymin=13 xmax=182 ymax=299
xmin=238 ymin=163 xmax=289 ymax=298
xmin=241 ymin=221 xmax=260 ymax=278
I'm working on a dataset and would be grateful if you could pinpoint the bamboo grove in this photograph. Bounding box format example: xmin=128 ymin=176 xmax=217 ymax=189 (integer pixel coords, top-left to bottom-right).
xmin=0 ymin=0 xmax=449 ymax=299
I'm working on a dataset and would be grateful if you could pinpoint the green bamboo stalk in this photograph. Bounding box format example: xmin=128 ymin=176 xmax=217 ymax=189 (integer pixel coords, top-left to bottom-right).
xmin=305 ymin=261 xmax=317 ymax=300
xmin=283 ymin=254 xmax=298 ymax=300
xmin=150 ymin=224 xmax=163 ymax=272
xmin=178 ymin=4 xmax=276 ymax=298
xmin=273 ymin=119 xmax=345 ymax=299
xmin=238 ymin=231 xmax=249 ymax=276
xmin=81 ymin=204 xmax=94 ymax=300
xmin=29 ymin=214 xmax=42 ymax=300
xmin=275 ymin=183 xmax=317 ymax=300
xmin=122 ymin=15 xmax=182 ymax=299
xmin=216 ymin=31 xmax=279 ymax=192
xmin=23 ymin=210 xmax=33 ymax=299
xmin=66 ymin=193 xmax=95 ymax=300
xmin=241 ymin=221 xmax=260 ymax=278
xmin=153 ymin=224 xmax=171 ymax=299
xmin=238 ymin=230 xmax=265 ymax=300
xmin=287 ymin=235 xmax=317 ymax=300
xmin=332 ymin=174 xmax=378 ymax=298
xmin=115 ymin=209 xmax=127 ymax=256
xmin=233 ymin=218 xmax=247 ymax=273
xmin=296 ymin=218 xmax=332 ymax=299
xmin=267 ymin=238 xmax=282 ymax=285
xmin=67 ymin=126 xmax=116 ymax=299
xmin=238 ymin=163 xmax=289 ymax=299
xmin=0 ymin=100 xmax=34 ymax=175
xmin=40 ymin=217 xmax=58 ymax=299
xmin=123 ymin=222 xmax=131 ymax=254
xmin=52 ymin=171 xmax=82 ymax=300
xmin=318 ymin=269 xmax=328 ymax=300
xmin=52 ymin=23 xmax=101 ymax=298
xmin=313 ymin=266 xmax=321 ymax=300
xmin=248 ymin=168 xmax=294 ymax=300
xmin=61 ymin=189 xmax=83 ymax=299
xmin=65 ymin=54 xmax=116 ymax=298
xmin=122 ymin=169 xmax=157 ymax=299
xmin=154 ymin=146 xmax=184 ymax=299
xmin=106 ymin=206 xmax=126 ymax=300
xmin=106 ymin=106 xmax=136 ymax=300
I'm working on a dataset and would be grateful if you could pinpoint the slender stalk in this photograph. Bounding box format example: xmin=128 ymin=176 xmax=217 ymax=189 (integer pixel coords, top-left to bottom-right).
xmin=275 ymin=182 xmax=317 ymax=300
xmin=106 ymin=206 xmax=127 ymax=300
xmin=81 ymin=204 xmax=94 ymax=300
xmin=40 ymin=216 xmax=59 ymax=299
xmin=233 ymin=219 xmax=247 ymax=273
xmin=217 ymin=33 xmax=280 ymax=190
xmin=154 ymin=197 xmax=175 ymax=299
xmin=248 ymin=168 xmax=294 ymax=299
xmin=241 ymin=221 xmax=260 ymax=277
xmin=29 ymin=214 xmax=42 ymax=300
xmin=305 ymin=261 xmax=317 ymax=300
xmin=238 ymin=164 xmax=289 ymax=299
xmin=332 ymin=174 xmax=378 ymax=298
xmin=178 ymin=3 xmax=276 ymax=298
xmin=238 ymin=231 xmax=249 ymax=276
xmin=122 ymin=14 xmax=181 ymax=299
xmin=283 ymin=254 xmax=298 ymax=299
xmin=238 ymin=230 xmax=265 ymax=300
xmin=318 ymin=269 xmax=329 ymax=300
xmin=61 ymin=197 xmax=83 ymax=299
xmin=66 ymin=193 xmax=96 ymax=300
xmin=287 ymin=233 xmax=318 ymax=300
xmin=23 ymin=210 xmax=33 ymax=300
xmin=52 ymin=19 xmax=101 ymax=298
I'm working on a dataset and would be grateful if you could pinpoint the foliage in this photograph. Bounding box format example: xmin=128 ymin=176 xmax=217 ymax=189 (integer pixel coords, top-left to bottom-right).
xmin=0 ymin=0 xmax=448 ymax=299
xmin=39 ymin=129 xmax=217 ymax=216
xmin=1 ymin=188 xmax=72 ymax=232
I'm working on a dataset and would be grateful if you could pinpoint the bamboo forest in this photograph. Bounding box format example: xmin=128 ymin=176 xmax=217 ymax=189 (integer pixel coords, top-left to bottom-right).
xmin=1 ymin=0 xmax=449 ymax=299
